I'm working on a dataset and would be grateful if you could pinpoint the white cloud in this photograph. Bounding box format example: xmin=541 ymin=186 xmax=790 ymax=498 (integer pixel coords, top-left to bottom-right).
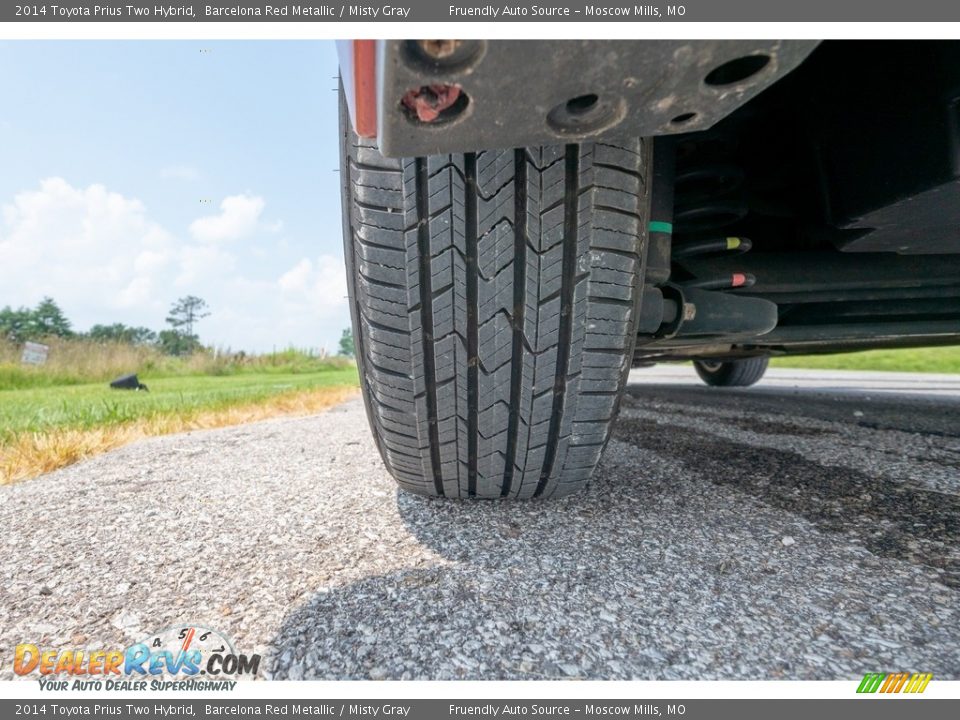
xmin=133 ymin=249 xmax=169 ymax=275
xmin=175 ymin=244 xmax=237 ymax=287
xmin=278 ymin=258 xmax=314 ymax=293
xmin=188 ymin=193 xmax=266 ymax=244
xmin=117 ymin=276 xmax=154 ymax=308
xmin=278 ymin=255 xmax=349 ymax=319
xmin=0 ymin=178 xmax=176 ymax=323
xmin=0 ymin=178 xmax=351 ymax=351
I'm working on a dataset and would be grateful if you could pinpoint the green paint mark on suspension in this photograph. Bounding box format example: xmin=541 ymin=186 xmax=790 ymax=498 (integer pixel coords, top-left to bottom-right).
xmin=648 ymin=221 xmax=673 ymax=234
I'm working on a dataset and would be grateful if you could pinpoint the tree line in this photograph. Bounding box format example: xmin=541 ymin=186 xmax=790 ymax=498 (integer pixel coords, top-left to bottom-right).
xmin=0 ymin=296 xmax=211 ymax=356
xmin=1 ymin=296 xmax=358 ymax=358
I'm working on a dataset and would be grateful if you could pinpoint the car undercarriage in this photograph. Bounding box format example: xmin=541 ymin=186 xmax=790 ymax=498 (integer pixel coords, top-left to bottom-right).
xmin=338 ymin=39 xmax=960 ymax=497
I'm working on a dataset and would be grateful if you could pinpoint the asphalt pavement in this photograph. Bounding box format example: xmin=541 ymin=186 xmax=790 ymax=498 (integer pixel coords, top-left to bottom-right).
xmin=1 ymin=367 xmax=958 ymax=680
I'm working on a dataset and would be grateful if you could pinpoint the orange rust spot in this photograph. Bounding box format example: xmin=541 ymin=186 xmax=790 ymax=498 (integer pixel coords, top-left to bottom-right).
xmin=401 ymin=84 xmax=462 ymax=123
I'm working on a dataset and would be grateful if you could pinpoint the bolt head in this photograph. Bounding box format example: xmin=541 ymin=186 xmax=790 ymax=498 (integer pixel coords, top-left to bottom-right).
xmin=418 ymin=40 xmax=461 ymax=60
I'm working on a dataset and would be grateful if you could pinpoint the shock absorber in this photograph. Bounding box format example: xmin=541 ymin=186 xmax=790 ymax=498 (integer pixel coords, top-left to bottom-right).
xmin=634 ymin=138 xmax=678 ymax=337
xmin=646 ymin=138 xmax=676 ymax=288
xmin=635 ymin=137 xmax=779 ymax=346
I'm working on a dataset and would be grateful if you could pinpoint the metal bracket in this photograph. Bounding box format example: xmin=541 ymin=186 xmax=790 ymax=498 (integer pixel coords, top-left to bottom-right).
xmin=375 ymin=40 xmax=819 ymax=158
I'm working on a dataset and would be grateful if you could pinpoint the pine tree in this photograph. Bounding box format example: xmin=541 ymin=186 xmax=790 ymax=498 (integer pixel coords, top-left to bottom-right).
xmin=338 ymin=327 xmax=355 ymax=358
xmin=30 ymin=297 xmax=73 ymax=338
xmin=165 ymin=296 xmax=211 ymax=338
xmin=160 ymin=296 xmax=210 ymax=355
xmin=0 ymin=306 xmax=33 ymax=342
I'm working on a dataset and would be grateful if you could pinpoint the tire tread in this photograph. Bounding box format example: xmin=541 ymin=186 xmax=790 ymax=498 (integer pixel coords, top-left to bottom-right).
xmin=342 ymin=105 xmax=650 ymax=498
xmin=694 ymin=357 xmax=769 ymax=387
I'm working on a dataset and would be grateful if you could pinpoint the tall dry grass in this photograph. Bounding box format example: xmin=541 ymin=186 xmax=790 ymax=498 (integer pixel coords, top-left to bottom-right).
xmin=0 ymin=338 xmax=159 ymax=387
xmin=0 ymin=338 xmax=351 ymax=390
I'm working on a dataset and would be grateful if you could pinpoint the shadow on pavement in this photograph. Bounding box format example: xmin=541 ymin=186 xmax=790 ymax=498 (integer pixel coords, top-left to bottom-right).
xmin=624 ymin=382 xmax=960 ymax=437
xmin=267 ymin=410 xmax=959 ymax=679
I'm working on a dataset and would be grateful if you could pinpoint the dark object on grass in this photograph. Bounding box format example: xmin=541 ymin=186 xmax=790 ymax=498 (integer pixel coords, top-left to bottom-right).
xmin=110 ymin=373 xmax=149 ymax=392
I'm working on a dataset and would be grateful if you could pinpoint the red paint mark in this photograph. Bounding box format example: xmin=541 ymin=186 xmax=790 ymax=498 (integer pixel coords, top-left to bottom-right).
xmin=352 ymin=40 xmax=378 ymax=138
xmin=731 ymin=272 xmax=747 ymax=288
xmin=401 ymin=84 xmax=462 ymax=123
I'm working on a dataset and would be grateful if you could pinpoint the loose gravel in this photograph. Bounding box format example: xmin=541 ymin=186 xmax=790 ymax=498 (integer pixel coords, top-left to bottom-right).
xmin=1 ymin=374 xmax=958 ymax=680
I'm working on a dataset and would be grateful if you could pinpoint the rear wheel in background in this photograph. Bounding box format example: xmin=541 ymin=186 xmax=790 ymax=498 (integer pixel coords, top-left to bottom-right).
xmin=340 ymin=95 xmax=652 ymax=499
xmin=693 ymin=356 xmax=769 ymax=387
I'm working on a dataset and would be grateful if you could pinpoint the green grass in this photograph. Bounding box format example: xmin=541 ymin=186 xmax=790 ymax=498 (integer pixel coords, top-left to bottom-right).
xmin=0 ymin=341 xmax=360 ymax=483
xmin=771 ymin=345 xmax=960 ymax=374
xmin=0 ymin=368 xmax=358 ymax=439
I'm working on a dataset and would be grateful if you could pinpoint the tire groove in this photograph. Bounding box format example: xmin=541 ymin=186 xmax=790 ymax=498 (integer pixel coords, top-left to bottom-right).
xmin=353 ymin=198 xmax=404 ymax=213
xmin=593 ymin=160 xmax=646 ymax=181
xmin=349 ymin=157 xmax=403 ymax=175
xmin=594 ymin=203 xmax=641 ymax=220
xmin=357 ymin=269 xmax=406 ymax=290
xmin=502 ymin=148 xmax=527 ymax=497
xmin=535 ymin=145 xmax=579 ymax=498
xmin=465 ymin=153 xmax=479 ymax=497
xmin=415 ymin=158 xmax=445 ymax=497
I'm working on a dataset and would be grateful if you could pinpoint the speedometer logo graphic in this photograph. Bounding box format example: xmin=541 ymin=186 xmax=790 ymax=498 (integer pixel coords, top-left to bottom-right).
xmin=136 ymin=624 xmax=258 ymax=680
xmin=141 ymin=625 xmax=236 ymax=660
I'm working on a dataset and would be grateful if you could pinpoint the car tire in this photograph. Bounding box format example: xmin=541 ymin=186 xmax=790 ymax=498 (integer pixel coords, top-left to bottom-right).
xmin=693 ymin=357 xmax=769 ymax=387
xmin=340 ymin=93 xmax=652 ymax=498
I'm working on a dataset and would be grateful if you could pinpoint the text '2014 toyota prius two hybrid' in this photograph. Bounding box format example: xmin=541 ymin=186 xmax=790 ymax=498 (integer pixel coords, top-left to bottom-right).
xmin=337 ymin=40 xmax=960 ymax=499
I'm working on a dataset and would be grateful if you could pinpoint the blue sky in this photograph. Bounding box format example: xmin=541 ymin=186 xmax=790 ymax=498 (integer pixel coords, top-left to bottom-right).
xmin=0 ymin=40 xmax=350 ymax=353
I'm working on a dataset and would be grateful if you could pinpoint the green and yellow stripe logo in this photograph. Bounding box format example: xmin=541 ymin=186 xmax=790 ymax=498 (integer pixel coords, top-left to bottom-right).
xmin=857 ymin=672 xmax=932 ymax=694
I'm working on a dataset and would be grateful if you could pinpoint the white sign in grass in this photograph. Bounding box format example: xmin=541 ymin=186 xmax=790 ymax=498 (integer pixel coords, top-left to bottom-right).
xmin=21 ymin=341 xmax=49 ymax=366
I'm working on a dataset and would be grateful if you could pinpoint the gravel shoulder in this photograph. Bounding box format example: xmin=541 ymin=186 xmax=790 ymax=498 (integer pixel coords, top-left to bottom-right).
xmin=2 ymin=370 xmax=958 ymax=680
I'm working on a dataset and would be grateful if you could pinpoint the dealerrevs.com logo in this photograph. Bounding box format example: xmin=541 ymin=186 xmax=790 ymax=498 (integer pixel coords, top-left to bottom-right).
xmin=856 ymin=673 xmax=933 ymax=694
xmin=14 ymin=625 xmax=260 ymax=691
